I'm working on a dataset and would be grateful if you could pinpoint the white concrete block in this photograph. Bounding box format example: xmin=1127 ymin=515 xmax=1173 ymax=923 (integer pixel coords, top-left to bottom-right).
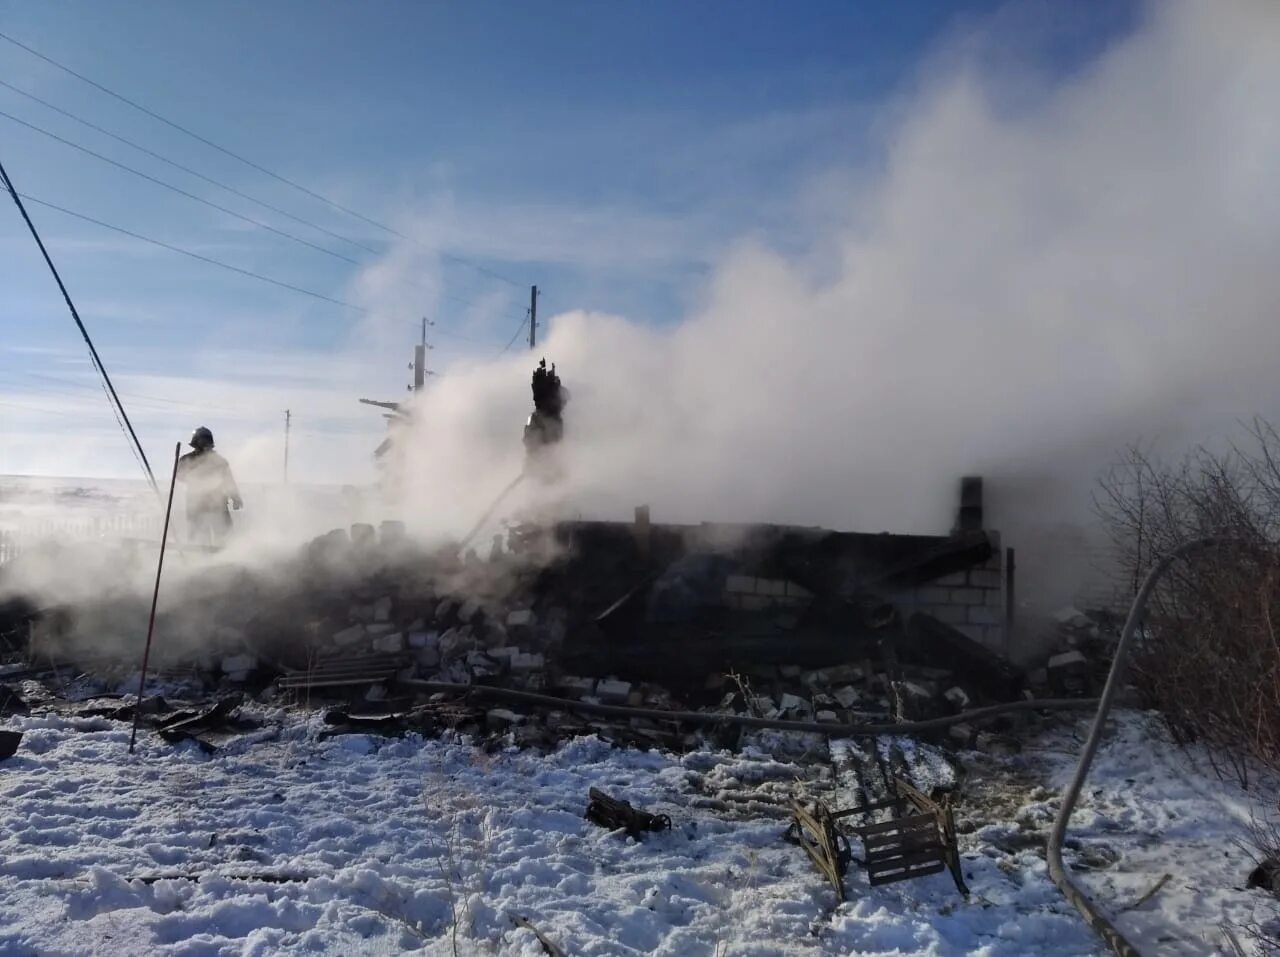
xmin=725 ymin=575 xmax=755 ymax=595
xmin=511 ymin=652 xmax=544 ymax=672
xmin=487 ymin=708 xmax=523 ymax=728
xmin=944 ymin=686 xmax=971 ymax=710
xmin=778 ymin=693 xmax=810 ymax=714
xmin=332 ymin=624 xmax=366 ymax=647
xmin=1048 ymin=650 xmax=1087 ymax=670
xmin=833 ymin=686 xmax=860 ymax=709
xmin=372 ymin=633 xmax=404 ymax=654
xmin=506 ymin=609 xmax=536 ymax=628
xmin=373 ymin=596 xmax=393 ymax=622
xmin=596 ymin=679 xmax=632 ymax=704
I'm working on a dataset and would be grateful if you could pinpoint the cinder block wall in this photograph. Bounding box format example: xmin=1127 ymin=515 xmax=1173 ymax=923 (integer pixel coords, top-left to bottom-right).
xmin=719 ymin=535 xmax=1008 ymax=654
xmin=892 ymin=533 xmax=1006 ymax=653
xmin=723 ymin=575 xmax=813 ymax=611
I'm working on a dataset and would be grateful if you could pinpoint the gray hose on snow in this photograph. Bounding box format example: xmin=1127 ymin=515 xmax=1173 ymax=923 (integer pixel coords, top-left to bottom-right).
xmin=1046 ymin=537 xmax=1257 ymax=957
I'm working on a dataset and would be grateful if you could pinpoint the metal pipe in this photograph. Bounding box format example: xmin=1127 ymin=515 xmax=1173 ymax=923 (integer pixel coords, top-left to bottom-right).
xmin=398 ymin=678 xmax=1099 ymax=737
xmin=129 ymin=443 xmax=181 ymax=753
xmin=1046 ymin=536 xmax=1252 ymax=957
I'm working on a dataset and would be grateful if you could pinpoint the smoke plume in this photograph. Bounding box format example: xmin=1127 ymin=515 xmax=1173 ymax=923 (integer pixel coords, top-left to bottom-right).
xmin=387 ymin=0 xmax=1280 ymax=570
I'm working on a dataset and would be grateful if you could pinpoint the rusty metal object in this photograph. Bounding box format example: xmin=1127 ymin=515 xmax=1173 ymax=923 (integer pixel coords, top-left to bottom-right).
xmin=585 ymin=788 xmax=672 ymax=836
xmin=785 ymin=799 xmax=853 ymax=902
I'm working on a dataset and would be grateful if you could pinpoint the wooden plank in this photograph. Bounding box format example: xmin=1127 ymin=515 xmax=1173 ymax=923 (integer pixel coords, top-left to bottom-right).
xmin=866 ymin=832 xmax=943 ymax=858
xmin=869 ymin=847 xmax=948 ymax=873
xmin=865 ymin=849 xmax=947 ymax=880
xmin=832 ymin=798 xmax=905 ymax=819
xmin=863 ymin=817 xmax=937 ymax=842
xmin=869 ymin=861 xmax=946 ymax=885
xmin=858 ymin=813 xmax=936 ymax=838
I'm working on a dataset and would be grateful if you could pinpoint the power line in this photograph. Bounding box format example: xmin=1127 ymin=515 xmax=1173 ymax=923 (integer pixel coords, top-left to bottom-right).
xmin=0 ymin=369 xmax=265 ymax=417
xmin=0 ymin=29 xmax=527 ymax=289
xmin=0 ymin=156 xmax=158 ymax=494
xmin=19 ymin=190 xmax=362 ymax=309
xmin=14 ymin=190 xmax=510 ymax=346
xmin=0 ymin=107 xmax=364 ymax=268
xmin=499 ymin=310 xmax=530 ymax=356
xmin=0 ymin=78 xmax=382 ymax=257
xmin=0 ymin=104 xmax=528 ymax=323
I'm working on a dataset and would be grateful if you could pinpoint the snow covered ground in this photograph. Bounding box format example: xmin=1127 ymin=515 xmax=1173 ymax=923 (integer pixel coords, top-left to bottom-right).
xmin=0 ymin=706 xmax=1273 ymax=956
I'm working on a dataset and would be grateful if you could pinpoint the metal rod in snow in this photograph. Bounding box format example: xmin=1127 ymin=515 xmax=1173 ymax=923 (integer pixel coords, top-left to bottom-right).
xmin=129 ymin=442 xmax=181 ymax=753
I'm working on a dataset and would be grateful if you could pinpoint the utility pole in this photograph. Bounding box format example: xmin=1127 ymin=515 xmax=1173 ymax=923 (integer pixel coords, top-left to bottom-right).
xmin=283 ymin=409 xmax=291 ymax=484
xmin=412 ymin=345 xmax=426 ymax=391
xmin=411 ymin=318 xmax=433 ymax=392
xmin=528 ymin=285 xmax=539 ymax=350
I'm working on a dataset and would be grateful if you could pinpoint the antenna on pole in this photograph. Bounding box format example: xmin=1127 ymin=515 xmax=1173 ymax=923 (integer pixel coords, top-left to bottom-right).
xmin=528 ymin=285 xmax=539 ymax=350
xmin=283 ymin=409 xmax=291 ymax=484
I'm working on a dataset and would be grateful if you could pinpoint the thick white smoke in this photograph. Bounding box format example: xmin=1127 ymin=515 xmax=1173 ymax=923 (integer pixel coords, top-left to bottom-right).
xmin=384 ymin=0 xmax=1280 ymax=568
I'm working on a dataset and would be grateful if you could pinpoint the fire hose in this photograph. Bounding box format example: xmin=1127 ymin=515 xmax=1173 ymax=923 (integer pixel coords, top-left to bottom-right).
xmin=1046 ymin=537 xmax=1259 ymax=957
xmin=457 ymin=471 xmax=526 ymax=555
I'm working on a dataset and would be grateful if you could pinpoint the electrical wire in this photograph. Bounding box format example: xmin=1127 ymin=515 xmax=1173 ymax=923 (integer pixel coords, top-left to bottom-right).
xmin=13 ymin=190 xmax=506 ymax=346
xmin=498 ymin=310 xmax=530 ymax=356
xmin=0 ymin=91 xmax=526 ymax=316
xmin=0 ymin=156 xmax=158 ymax=494
xmin=0 ymin=78 xmax=382 ymax=256
xmin=0 ymin=107 xmax=363 ymax=267
xmin=0 ymin=30 xmax=527 ymax=289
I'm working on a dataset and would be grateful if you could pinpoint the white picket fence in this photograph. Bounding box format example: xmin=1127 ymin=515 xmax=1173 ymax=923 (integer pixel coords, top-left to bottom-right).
xmin=0 ymin=512 xmax=163 ymax=566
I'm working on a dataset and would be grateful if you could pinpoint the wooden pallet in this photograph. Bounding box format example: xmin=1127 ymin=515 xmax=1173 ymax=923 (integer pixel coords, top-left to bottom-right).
xmin=836 ymin=776 xmax=968 ymax=896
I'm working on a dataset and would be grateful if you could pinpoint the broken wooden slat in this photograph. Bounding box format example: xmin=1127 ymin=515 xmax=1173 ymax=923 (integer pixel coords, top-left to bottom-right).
xmin=864 ymin=830 xmax=943 ymax=856
xmin=785 ymin=800 xmax=851 ymax=903
xmin=859 ymin=813 xmax=936 ymax=838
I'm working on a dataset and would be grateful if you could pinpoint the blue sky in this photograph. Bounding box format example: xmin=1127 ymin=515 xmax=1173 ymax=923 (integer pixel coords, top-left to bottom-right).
xmin=0 ymin=0 xmax=1138 ymax=482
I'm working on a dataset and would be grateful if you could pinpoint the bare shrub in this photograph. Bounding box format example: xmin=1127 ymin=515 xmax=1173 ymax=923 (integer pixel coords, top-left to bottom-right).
xmin=1095 ymin=420 xmax=1280 ymax=785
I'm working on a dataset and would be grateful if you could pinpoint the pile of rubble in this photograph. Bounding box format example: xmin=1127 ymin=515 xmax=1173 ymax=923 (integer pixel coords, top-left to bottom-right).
xmin=0 ymin=510 xmax=1117 ymax=756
